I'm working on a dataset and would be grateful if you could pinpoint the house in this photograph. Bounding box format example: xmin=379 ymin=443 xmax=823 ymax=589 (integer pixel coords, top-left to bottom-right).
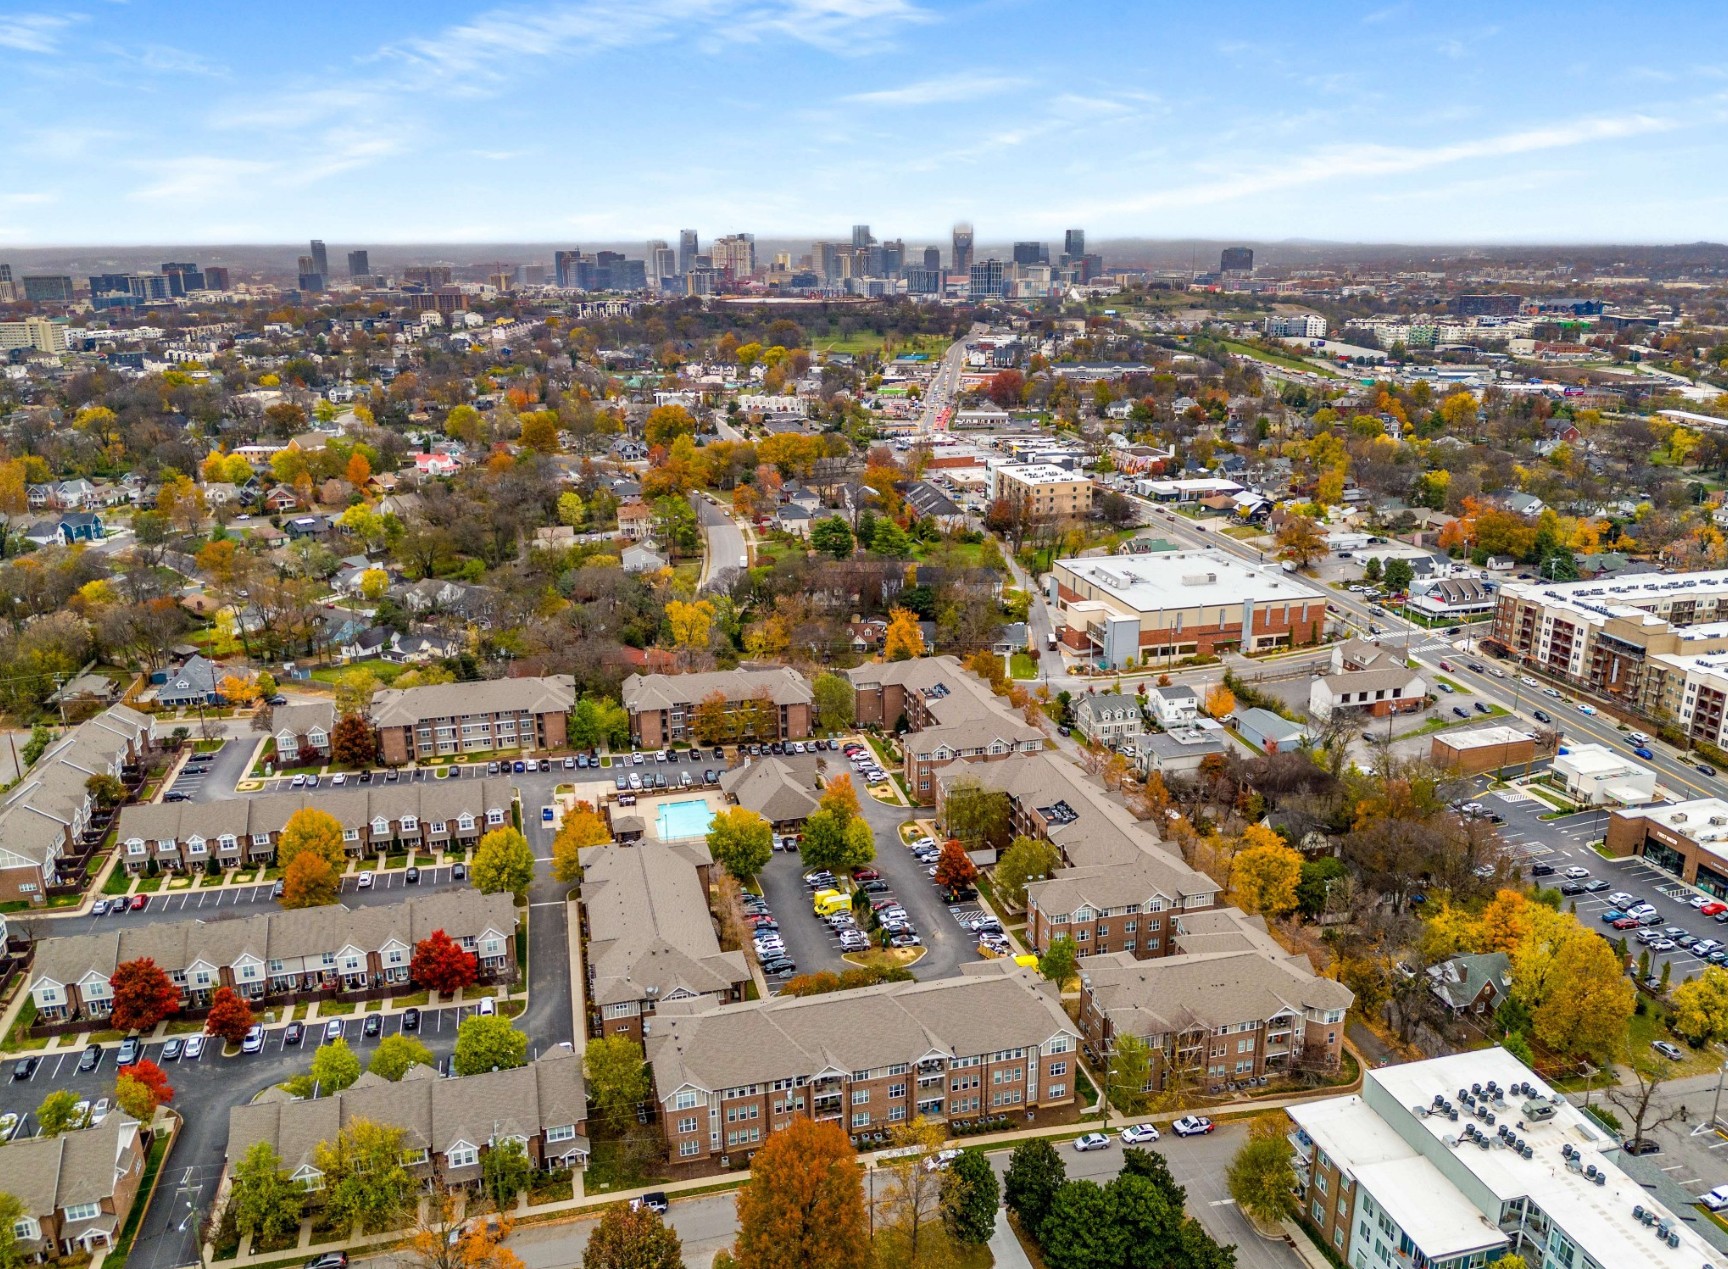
xmin=50 ymin=674 xmax=121 ymax=709
xmin=992 ymin=623 xmax=1029 ymax=656
xmin=1494 ymin=491 xmax=1545 ymax=518
xmin=1307 ymin=667 xmax=1427 ymax=719
xmin=718 ymin=758 xmax=820 ymax=830
xmin=1426 ymin=951 xmax=1511 ymax=1017
xmin=272 ymin=700 xmax=336 ymax=764
xmin=0 ymin=1116 xmax=150 ymax=1258
xmin=226 ymin=1051 xmax=589 ymax=1192
xmin=622 ymin=668 xmax=813 ymax=748
xmin=621 ymin=544 xmax=668 ymax=574
xmin=1330 ymin=637 xmax=1401 ymax=674
xmin=412 ymin=451 xmax=461 ymax=477
xmin=903 ymin=481 xmax=965 ymax=529
xmin=611 ymin=438 xmax=649 ymax=462
xmin=284 ymin=514 xmax=331 ymax=540
xmin=1145 ymin=684 xmax=1199 ymax=728
xmin=262 ymin=484 xmax=303 ymax=513
xmin=371 ymin=676 xmax=574 ymax=766
xmin=151 ymin=654 xmax=220 ymax=708
xmin=1234 ymin=707 xmax=1307 ymax=754
xmin=773 ymin=505 xmax=813 ymax=537
xmin=617 ymin=500 xmax=654 ymax=541
xmin=54 ymin=512 xmax=105 ymax=543
xmin=1071 ymin=692 xmax=1144 ymax=747
xmin=1130 ymin=721 xmax=1229 ymax=778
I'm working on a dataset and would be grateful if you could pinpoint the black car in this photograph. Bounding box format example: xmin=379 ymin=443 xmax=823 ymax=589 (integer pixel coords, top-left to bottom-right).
xmin=406 ymin=867 xmax=420 ymax=883
xmin=363 ymin=1014 xmax=382 ymax=1038
xmin=712 ymin=746 xmax=725 ymax=760
xmin=1531 ymin=863 xmax=1556 ymax=877
xmin=1452 ymin=707 xmax=1469 ymax=718
xmin=704 ymin=769 xmax=717 ymax=784
xmin=268 ymin=695 xmax=288 ymax=706
xmin=1468 ymin=662 xmax=1484 ymax=673
xmin=1560 ymin=881 xmax=1586 ymax=895
xmin=1473 ymin=702 xmax=1491 ymax=714
xmin=163 ymin=791 xmax=191 ymax=802
xmin=359 ymin=770 xmax=373 ymax=784
xmin=1583 ymin=879 xmax=1611 ymax=892
xmin=452 ymin=862 xmax=467 ymax=880
xmin=284 ymin=1021 xmax=304 ymax=1045
xmin=1625 ymin=1138 xmax=1661 ymax=1156
xmin=1700 ymin=763 xmax=1720 ymax=777
xmin=1533 ymin=709 xmax=1552 ymax=723
xmin=10 ymin=1057 xmax=38 ymax=1081
xmin=77 ymin=1044 xmax=102 ymax=1073
xmin=306 ymin=1254 xmax=349 ymax=1269
xmin=859 ymin=879 xmax=892 ymax=894
xmin=761 ymin=959 xmax=797 ymax=976
xmin=401 ymin=1007 xmax=421 ymax=1032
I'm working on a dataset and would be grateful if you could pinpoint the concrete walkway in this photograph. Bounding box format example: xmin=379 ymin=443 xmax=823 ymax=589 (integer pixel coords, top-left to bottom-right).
xmin=987 ymin=1206 xmax=1033 ymax=1269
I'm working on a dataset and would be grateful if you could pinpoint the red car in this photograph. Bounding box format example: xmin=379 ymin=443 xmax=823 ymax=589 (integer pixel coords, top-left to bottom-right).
xmin=1611 ymin=916 xmax=1639 ymax=930
xmin=852 ymin=868 xmax=881 ymax=881
xmin=128 ymin=894 xmax=149 ymax=912
xmin=1702 ymin=902 xmax=1728 ymax=917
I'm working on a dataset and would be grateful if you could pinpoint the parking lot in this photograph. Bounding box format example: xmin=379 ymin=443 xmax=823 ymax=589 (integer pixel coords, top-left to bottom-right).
xmin=68 ymin=862 xmax=473 ymax=928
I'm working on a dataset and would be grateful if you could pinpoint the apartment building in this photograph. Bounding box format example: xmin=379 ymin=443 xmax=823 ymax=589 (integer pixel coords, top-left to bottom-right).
xmin=847 ymin=657 xmax=1046 ymax=801
xmin=646 ymin=966 xmax=1079 ymax=1167
xmin=114 ymin=779 xmax=515 ymax=873
xmin=371 ymin=675 xmax=574 ymax=765
xmin=1049 ymin=550 xmax=1326 ymax=669
xmin=29 ymin=891 xmax=517 ymax=1021
xmin=227 ymin=1050 xmax=589 ymax=1192
xmin=580 ymin=843 xmax=750 ymax=1043
xmin=0 ymin=1116 xmax=150 ymax=1258
xmin=1289 ymin=1048 xmax=1719 ymax=1269
xmin=1024 ymin=850 xmax=1219 ymax=959
xmin=621 ymin=667 xmax=814 ymax=748
xmin=1641 ymin=647 xmax=1728 ymax=750
xmin=271 ymin=700 xmax=336 ymax=763
xmin=1077 ymin=910 xmax=1352 ymax=1091
xmin=0 ymin=705 xmax=153 ymax=904
xmin=1604 ymin=797 xmax=1728 ymax=898
xmin=988 ymin=463 xmax=1093 ymax=519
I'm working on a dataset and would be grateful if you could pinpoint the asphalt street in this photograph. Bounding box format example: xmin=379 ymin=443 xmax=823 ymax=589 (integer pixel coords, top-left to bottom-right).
xmin=693 ymin=493 xmax=746 ymax=590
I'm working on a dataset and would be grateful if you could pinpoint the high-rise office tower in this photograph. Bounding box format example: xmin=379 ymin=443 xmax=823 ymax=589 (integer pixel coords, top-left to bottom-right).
xmin=1064 ymin=229 xmax=1085 ymax=262
xmin=309 ymin=240 xmax=329 ymax=279
xmin=650 ymin=243 xmax=677 ymax=290
xmin=814 ymin=241 xmax=841 ymax=283
xmin=1012 ymin=241 xmax=1046 ymax=266
xmin=0 ymin=263 xmax=13 ymax=302
xmin=160 ymin=262 xmax=203 ymax=296
xmin=923 ymin=246 xmax=941 ymax=272
xmin=881 ymin=239 xmax=904 ymax=274
xmin=203 ymin=266 xmax=231 ymax=290
xmin=678 ymin=230 xmax=699 ymax=275
xmin=23 ymin=276 xmax=75 ymax=303
xmin=952 ymin=223 xmax=974 ymax=274
xmin=852 ymin=224 xmax=872 ymax=249
xmin=554 ymin=250 xmax=580 ymax=289
xmin=347 ymin=250 xmax=370 ymax=279
xmin=968 ymin=259 xmax=1004 ymax=300
xmin=713 ymin=234 xmax=755 ymax=277
xmin=1220 ymin=247 xmax=1254 ymax=273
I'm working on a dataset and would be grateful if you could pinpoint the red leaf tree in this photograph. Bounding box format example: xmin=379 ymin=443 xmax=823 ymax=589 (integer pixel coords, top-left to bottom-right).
xmin=934 ymin=838 xmax=979 ymax=892
xmin=125 ymin=1057 xmax=175 ymax=1105
xmin=109 ymin=957 xmax=181 ymax=1032
xmin=410 ymin=929 xmax=478 ymax=996
xmin=204 ymin=986 xmax=255 ymax=1044
xmin=114 ymin=1057 xmax=176 ymax=1121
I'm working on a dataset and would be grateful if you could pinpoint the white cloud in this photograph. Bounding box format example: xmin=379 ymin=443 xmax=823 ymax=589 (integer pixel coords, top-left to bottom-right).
xmin=844 ymin=71 xmax=1025 ymax=106
xmin=0 ymin=13 xmax=84 ymax=53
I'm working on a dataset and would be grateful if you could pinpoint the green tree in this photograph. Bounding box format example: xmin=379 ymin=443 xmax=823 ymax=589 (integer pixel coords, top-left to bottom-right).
xmin=0 ymin=1192 xmax=26 ymax=1269
xmin=1108 ymin=1035 xmax=1154 ymax=1116
xmin=584 ymin=1204 xmax=683 ymax=1269
xmin=368 ymin=1034 xmax=435 ymax=1081
xmin=452 ymin=1015 xmax=528 ymax=1076
xmin=1039 ymin=1180 xmax=1124 ymax=1269
xmin=942 ymin=782 xmax=1012 ymax=849
xmin=1362 ymin=555 xmax=1382 ymax=583
xmin=811 ymin=672 xmax=855 ymax=731
xmin=944 ymin=1148 xmax=1000 ymax=1244
xmin=1382 ymin=557 xmax=1415 ymax=593
xmin=481 ymin=1137 xmax=534 ymax=1209
xmin=1226 ymin=1115 xmax=1298 ymax=1227
xmin=810 ymin=516 xmax=855 ymax=561
xmin=584 ymin=1034 xmax=651 ymax=1132
xmin=315 ymin=1118 xmax=414 ymax=1232
xmin=1039 ymin=934 xmax=1078 ymax=987
xmin=228 ymin=1142 xmax=304 ymax=1248
xmin=996 ymin=836 xmax=1062 ymax=911
xmin=36 ymin=1090 xmax=88 ymax=1137
xmin=471 ymin=826 xmax=535 ymax=897
xmin=311 ymin=1037 xmax=362 ymax=1093
xmin=798 ymin=808 xmax=875 ymax=875
xmin=870 ymin=519 xmax=912 ymax=558
xmin=1003 ymin=1138 xmax=1067 ymax=1236
xmin=1295 ymin=857 xmax=1349 ymax=918
xmin=706 ymin=806 xmax=773 ymax=880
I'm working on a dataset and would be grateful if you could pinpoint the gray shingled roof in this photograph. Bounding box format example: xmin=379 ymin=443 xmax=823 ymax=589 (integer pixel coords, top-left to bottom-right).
xmin=1081 ymin=948 xmax=1353 ymax=1038
xmin=0 ymin=1115 xmax=144 ymax=1232
xmin=621 ymin=667 xmax=813 ymax=712
xmin=115 ymin=777 xmax=514 ymax=844
xmin=581 ymin=845 xmax=749 ymax=1008
xmin=370 ymin=675 xmax=574 ymax=727
xmin=718 ymin=758 xmax=820 ymax=824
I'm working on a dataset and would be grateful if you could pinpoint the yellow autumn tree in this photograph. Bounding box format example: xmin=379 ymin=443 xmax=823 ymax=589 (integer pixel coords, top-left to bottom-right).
xmin=1229 ymin=837 xmax=1303 ymax=917
xmin=883 ymin=607 xmax=925 ymax=661
xmin=1204 ymin=683 xmax=1236 ymax=719
xmin=665 ymin=599 xmax=715 ymax=654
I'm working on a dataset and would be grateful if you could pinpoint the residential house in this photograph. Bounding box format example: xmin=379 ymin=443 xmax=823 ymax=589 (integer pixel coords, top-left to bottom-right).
xmin=1426 ymin=951 xmax=1512 ymax=1017
xmin=1130 ymin=721 xmax=1230 ymax=778
xmin=1071 ymin=692 xmax=1144 ymax=747
xmin=151 ymin=655 xmax=220 ymax=708
xmin=272 ymin=700 xmax=336 ymax=764
xmin=371 ymin=676 xmax=574 ymax=765
xmin=0 ymin=1117 xmax=150 ymax=1258
xmin=622 ymin=668 xmax=813 ymax=748
xmin=617 ymin=500 xmax=654 ymax=541
xmin=1234 ymin=707 xmax=1307 ymax=754
xmin=1145 ymin=684 xmax=1199 ymax=728
xmin=1307 ymin=667 xmax=1427 ymax=719
xmin=773 ymin=505 xmax=813 ymax=538
xmin=621 ymin=544 xmax=668 ymax=574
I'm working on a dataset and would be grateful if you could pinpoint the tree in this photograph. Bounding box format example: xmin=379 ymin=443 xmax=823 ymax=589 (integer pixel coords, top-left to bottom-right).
xmin=1204 ymin=683 xmax=1236 ymax=719
xmin=1039 ymin=1181 xmax=1124 ymax=1269
xmin=114 ymin=1058 xmax=174 ymax=1121
xmin=1004 ymin=1138 xmax=1066 ymax=1239
xmin=277 ymin=807 xmax=346 ymax=870
xmin=1107 ymin=1035 xmax=1153 ymax=1116
xmin=315 ymin=1118 xmax=415 ymax=1232
xmin=1275 ymin=515 xmax=1326 ymax=567
xmin=85 ymin=772 xmax=125 ymax=809
xmin=282 ymin=851 xmax=340 ymax=908
xmin=1382 ymin=557 xmax=1415 ymax=594
xmin=482 ymin=1136 xmax=534 ymax=1209
xmin=818 ymin=772 xmax=861 ymax=820
xmin=943 ymin=782 xmax=1012 ymax=849
xmin=205 ymin=985 xmax=255 ymax=1044
xmin=109 ymin=957 xmax=181 ymax=1032
xmin=731 ymin=1117 xmax=869 ymax=1269
xmin=472 ymin=826 xmax=535 ymax=897
xmin=810 ymin=517 xmax=855 ymax=560
xmin=664 ymin=599 xmax=715 ymax=655
xmin=333 ymin=667 xmax=379 ymax=715
xmin=1039 ymin=935 xmax=1078 ymax=987
xmin=551 ymin=802 xmax=611 ymax=883
xmin=369 ymin=1034 xmax=435 ymax=1081
xmin=36 ymin=1090 xmax=88 ymax=1137
xmin=945 ymin=1148 xmax=1000 ymax=1245
xmin=1606 ymin=1050 xmax=1689 ymax=1151
xmin=411 ymin=929 xmax=480 ymax=995
xmin=1295 ymin=856 xmax=1349 ymax=918
xmin=1362 ymin=555 xmax=1383 ymax=583
xmin=1229 ymin=840 xmax=1303 ymax=917
xmin=584 ymin=1034 xmax=651 ymax=1133
xmin=0 ymin=1192 xmax=25 ymax=1269
xmin=1671 ymin=965 xmax=1728 ymax=1046
xmin=995 ymin=836 xmax=1062 ymax=911
xmin=934 ymin=838 xmax=979 ymax=891
xmin=519 ymin=412 xmax=560 ymax=455
xmin=870 ymin=519 xmax=912 ymax=558
xmin=877 ymin=1116 xmax=949 ymax=1264
xmin=798 ymin=808 xmax=875 ymax=876
xmin=228 ymin=1142 xmax=303 ymax=1248
xmin=453 ymin=1015 xmax=528 ymax=1076
xmin=1226 ymin=1114 xmax=1298 ymax=1228
xmin=330 ymin=713 xmax=377 ymax=767
xmin=883 ymin=606 xmax=925 ymax=661
xmin=706 ymin=806 xmax=773 ymax=880
xmin=311 ymin=1037 xmax=362 ymax=1093
xmin=812 ymin=672 xmax=855 ymax=731
xmin=585 ymin=1203 xmax=683 ymax=1269
xmin=1510 ymin=912 xmax=1634 ymax=1061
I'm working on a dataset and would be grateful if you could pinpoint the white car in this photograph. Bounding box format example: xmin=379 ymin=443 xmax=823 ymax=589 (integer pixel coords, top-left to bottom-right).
xmin=1171 ymin=1115 xmax=1215 ymax=1137
xmin=91 ymin=1097 xmax=110 ymax=1123
xmin=357 ymin=872 xmax=374 ymax=890
xmin=1703 ymin=1185 xmax=1728 ymax=1212
xmin=925 ymin=1148 xmax=963 ymax=1172
xmin=241 ymin=1026 xmax=265 ymax=1054
xmin=1119 ymin=1123 xmax=1161 ymax=1145
xmin=1691 ymin=894 xmax=1713 ymax=909
xmin=331 ymin=773 xmax=346 ymax=786
xmin=1577 ymin=703 xmax=1596 ymax=715
xmin=1564 ymin=866 xmax=1590 ymax=880
xmin=1072 ymin=1132 xmax=1112 ymax=1152
xmin=1519 ymin=676 xmax=1538 ymax=687
xmin=323 ymin=1019 xmax=344 ymax=1042
xmin=184 ymin=1035 xmax=205 ymax=1059
xmin=0 ymin=1113 xmax=17 ymax=1140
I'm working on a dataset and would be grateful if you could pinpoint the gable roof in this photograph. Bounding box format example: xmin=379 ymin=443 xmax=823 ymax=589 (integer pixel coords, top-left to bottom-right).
xmin=1081 ymin=947 xmax=1353 ymax=1037
xmin=719 ymin=758 xmax=820 ymax=824
xmin=371 ymin=676 xmax=574 ymax=727
xmin=621 ymin=667 xmax=813 ymax=712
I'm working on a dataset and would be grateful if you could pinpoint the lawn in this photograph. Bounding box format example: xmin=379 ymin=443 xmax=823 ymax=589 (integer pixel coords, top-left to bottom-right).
xmin=1010 ymin=652 xmax=1040 ymax=681
xmin=1220 ymin=339 xmax=1342 ymax=378
xmin=309 ymin=659 xmax=407 ymax=686
xmin=1627 ymin=1008 xmax=1720 ymax=1078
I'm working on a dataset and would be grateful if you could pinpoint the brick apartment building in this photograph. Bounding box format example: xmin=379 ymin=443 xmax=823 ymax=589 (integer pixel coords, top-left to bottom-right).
xmin=621 ymin=667 xmax=813 ymax=748
xmin=371 ymin=675 xmax=574 ymax=765
xmin=1024 ymin=852 xmax=1219 ymax=959
xmin=0 ymin=1117 xmax=150 ymax=1258
xmin=646 ymin=967 xmax=1079 ymax=1167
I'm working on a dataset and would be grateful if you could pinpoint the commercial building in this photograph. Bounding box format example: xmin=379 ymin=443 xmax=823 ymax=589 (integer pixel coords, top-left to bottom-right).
xmin=1049 ymin=550 xmax=1326 ymax=668
xmin=0 ymin=1117 xmax=150 ymax=1258
xmin=1219 ymin=247 xmax=1254 ymax=274
xmin=1265 ymin=313 xmax=1327 ymax=339
xmin=646 ymin=966 xmax=1080 ymax=1165
xmin=1430 ymin=725 xmax=1538 ymax=776
xmin=1288 ymin=1047 xmax=1718 ymax=1269
xmin=29 ymin=891 xmax=518 ymax=1021
xmin=1408 ymin=577 xmax=1496 ymax=619
xmin=988 ymin=463 xmax=1093 ymax=519
xmin=346 ymin=249 xmax=370 ymax=279
xmin=968 ymin=259 xmax=1004 ymax=300
xmin=1130 ymin=721 xmax=1230 ymax=778
xmin=718 ymin=758 xmax=819 ymax=830
xmin=621 ymin=667 xmax=813 ymax=748
xmin=22 ymin=275 xmax=74 ymax=303
xmin=1550 ymin=744 xmax=1657 ymax=807
xmin=0 ymin=317 xmax=69 ymax=353
xmin=1604 ymin=797 xmax=1728 ymax=896
xmin=951 ymin=223 xmax=974 ymax=275
xmin=1309 ymin=667 xmax=1428 ymax=719
xmin=227 ymin=1051 xmax=589 ymax=1191
xmin=370 ymin=675 xmax=574 ymax=765
xmin=579 ymin=842 xmax=750 ymax=1043
xmin=114 ymin=778 xmax=515 ymax=873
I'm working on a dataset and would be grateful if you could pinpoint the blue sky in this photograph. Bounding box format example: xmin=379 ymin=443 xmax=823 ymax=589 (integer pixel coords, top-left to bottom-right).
xmin=3 ymin=0 xmax=1727 ymax=247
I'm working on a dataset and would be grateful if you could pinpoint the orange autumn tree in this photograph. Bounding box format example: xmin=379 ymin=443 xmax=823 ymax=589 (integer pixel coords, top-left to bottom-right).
xmin=731 ymin=1117 xmax=869 ymax=1269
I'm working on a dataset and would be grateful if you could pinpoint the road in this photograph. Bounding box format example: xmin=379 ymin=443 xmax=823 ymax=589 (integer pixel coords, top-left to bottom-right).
xmin=918 ymin=332 xmax=973 ymax=432
xmin=357 ymin=1120 xmax=1297 ymax=1269
xmin=692 ymin=493 xmax=746 ymax=591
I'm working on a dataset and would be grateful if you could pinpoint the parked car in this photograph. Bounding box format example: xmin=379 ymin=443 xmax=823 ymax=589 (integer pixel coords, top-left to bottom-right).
xmin=305 ymin=1254 xmax=349 ymax=1269
xmin=402 ymin=1007 xmax=421 ymax=1032
xmin=323 ymin=1019 xmax=344 ymax=1043
xmin=630 ymin=1193 xmax=669 ymax=1215
xmin=357 ymin=871 xmax=374 ymax=890
xmin=1072 ymin=1132 xmax=1112 ymax=1152
xmin=1119 ymin=1123 xmax=1161 ymax=1144
xmin=10 ymin=1057 xmax=39 ymax=1081
xmin=1171 ymin=1115 xmax=1215 ymax=1137
xmin=129 ymin=894 xmax=149 ymax=911
xmin=184 ymin=1035 xmax=204 ymax=1059
xmin=242 ymin=1026 xmax=265 ymax=1054
xmin=406 ymin=867 xmax=420 ymax=883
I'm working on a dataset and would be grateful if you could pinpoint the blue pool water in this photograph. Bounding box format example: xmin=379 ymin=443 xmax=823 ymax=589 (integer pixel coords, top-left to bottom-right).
xmin=657 ymin=798 xmax=715 ymax=839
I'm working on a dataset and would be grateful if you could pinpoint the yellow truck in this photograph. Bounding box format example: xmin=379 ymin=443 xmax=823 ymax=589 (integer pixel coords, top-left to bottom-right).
xmin=812 ymin=888 xmax=853 ymax=917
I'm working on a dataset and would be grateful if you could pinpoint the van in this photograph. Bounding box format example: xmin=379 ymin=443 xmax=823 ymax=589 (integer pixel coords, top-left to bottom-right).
xmin=812 ymin=889 xmax=853 ymax=917
xmin=542 ymin=806 xmax=556 ymax=824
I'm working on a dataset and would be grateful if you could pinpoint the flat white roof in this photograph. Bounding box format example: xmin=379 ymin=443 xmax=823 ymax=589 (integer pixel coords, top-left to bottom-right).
xmin=1055 ymin=549 xmax=1322 ymax=612
xmin=1504 ymin=568 xmax=1728 ymax=627
xmin=1437 ymin=725 xmax=1534 ymax=752
xmin=997 ymin=463 xmax=1087 ymax=485
xmin=1555 ymin=743 xmax=1649 ymax=779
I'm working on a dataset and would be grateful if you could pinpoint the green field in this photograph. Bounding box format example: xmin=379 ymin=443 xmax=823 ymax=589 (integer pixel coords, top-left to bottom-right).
xmin=1220 ymin=340 xmax=1341 ymax=378
xmin=814 ymin=332 xmax=952 ymax=359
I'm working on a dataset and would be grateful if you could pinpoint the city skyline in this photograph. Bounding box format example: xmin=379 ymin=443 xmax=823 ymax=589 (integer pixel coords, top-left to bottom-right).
xmin=3 ymin=1 xmax=1727 ymax=247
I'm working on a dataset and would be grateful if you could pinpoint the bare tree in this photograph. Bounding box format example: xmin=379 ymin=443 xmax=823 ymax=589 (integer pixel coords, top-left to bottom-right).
xmin=1606 ymin=1052 xmax=1689 ymax=1150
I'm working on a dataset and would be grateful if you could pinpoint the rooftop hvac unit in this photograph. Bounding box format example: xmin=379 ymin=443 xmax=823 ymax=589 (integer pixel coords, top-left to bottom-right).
xmin=1595 ymin=1172 xmax=1606 ymax=1187
xmin=1180 ymin=572 xmax=1218 ymax=586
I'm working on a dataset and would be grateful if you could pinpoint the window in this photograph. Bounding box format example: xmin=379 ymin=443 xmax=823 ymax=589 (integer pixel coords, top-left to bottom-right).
xmin=852 ymin=1089 xmax=869 ymax=1104
xmin=676 ymin=1118 xmax=697 ymax=1135
xmin=679 ymin=1140 xmax=701 ymax=1158
xmin=447 ymin=1145 xmax=477 ymax=1168
xmin=852 ymin=1112 xmax=871 ymax=1128
xmin=674 ymin=1090 xmax=700 ymax=1110
xmin=12 ymin=1218 xmax=36 ymax=1241
xmin=401 ymin=1148 xmax=429 ymax=1166
xmin=1047 ymin=1084 xmax=1065 ymax=1099
xmin=547 ymin=1125 xmax=575 ymax=1143
xmin=1049 ymin=1062 xmax=1067 ymax=1077
xmin=65 ymin=1203 xmax=101 ymax=1223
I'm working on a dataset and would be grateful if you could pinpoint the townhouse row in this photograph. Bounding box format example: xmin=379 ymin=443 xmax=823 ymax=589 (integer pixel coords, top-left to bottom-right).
xmin=29 ymin=891 xmax=518 ymax=1021
xmin=114 ymin=778 xmax=515 ymax=873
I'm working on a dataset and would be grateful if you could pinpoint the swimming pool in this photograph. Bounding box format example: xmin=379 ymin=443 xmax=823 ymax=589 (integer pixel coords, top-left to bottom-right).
xmin=656 ymin=798 xmax=715 ymax=840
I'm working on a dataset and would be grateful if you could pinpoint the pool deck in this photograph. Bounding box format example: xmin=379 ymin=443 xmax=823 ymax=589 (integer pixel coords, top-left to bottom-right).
xmin=645 ymin=790 xmax=729 ymax=842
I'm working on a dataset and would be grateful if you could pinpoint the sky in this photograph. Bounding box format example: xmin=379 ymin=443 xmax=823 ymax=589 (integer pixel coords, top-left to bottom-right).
xmin=4 ymin=0 xmax=1728 ymax=248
